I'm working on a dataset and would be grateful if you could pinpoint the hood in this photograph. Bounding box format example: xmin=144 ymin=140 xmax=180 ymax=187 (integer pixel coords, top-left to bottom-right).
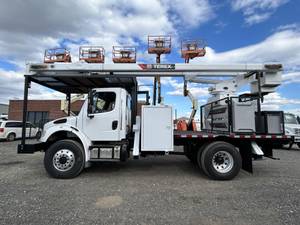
xmin=285 ymin=124 xmax=300 ymax=129
xmin=43 ymin=116 xmax=77 ymax=130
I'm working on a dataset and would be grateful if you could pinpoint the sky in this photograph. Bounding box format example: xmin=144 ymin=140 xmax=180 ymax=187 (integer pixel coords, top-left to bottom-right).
xmin=0 ymin=0 xmax=299 ymax=118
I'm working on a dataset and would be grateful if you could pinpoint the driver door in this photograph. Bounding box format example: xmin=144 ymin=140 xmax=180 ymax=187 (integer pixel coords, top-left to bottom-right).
xmin=82 ymin=89 xmax=121 ymax=141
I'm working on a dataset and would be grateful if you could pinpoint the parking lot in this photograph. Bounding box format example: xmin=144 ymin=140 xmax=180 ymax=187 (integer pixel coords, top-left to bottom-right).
xmin=0 ymin=141 xmax=299 ymax=225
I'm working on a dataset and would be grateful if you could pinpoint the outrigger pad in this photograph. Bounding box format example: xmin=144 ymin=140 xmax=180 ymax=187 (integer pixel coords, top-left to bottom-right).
xmin=261 ymin=144 xmax=273 ymax=158
xmin=261 ymin=144 xmax=280 ymax=160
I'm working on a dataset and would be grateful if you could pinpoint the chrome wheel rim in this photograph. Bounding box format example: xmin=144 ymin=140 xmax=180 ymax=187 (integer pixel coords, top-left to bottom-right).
xmin=53 ymin=149 xmax=75 ymax=172
xmin=212 ymin=151 xmax=234 ymax=173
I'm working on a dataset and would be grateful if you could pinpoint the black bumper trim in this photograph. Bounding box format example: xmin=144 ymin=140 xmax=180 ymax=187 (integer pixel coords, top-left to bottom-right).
xmin=18 ymin=143 xmax=46 ymax=154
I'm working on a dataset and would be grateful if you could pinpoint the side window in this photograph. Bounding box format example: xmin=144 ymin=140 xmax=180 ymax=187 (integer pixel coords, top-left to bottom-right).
xmin=26 ymin=122 xmax=35 ymax=128
xmin=92 ymin=92 xmax=116 ymax=114
xmin=5 ymin=122 xmax=12 ymax=127
xmin=16 ymin=122 xmax=23 ymax=128
xmin=5 ymin=122 xmax=22 ymax=128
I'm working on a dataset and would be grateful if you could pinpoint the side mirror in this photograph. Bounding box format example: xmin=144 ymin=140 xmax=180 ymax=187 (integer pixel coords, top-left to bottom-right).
xmin=87 ymin=90 xmax=95 ymax=118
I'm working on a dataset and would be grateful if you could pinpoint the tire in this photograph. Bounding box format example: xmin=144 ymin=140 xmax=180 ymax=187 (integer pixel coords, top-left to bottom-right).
xmin=198 ymin=141 xmax=242 ymax=180
xmin=297 ymin=143 xmax=300 ymax=149
xmin=44 ymin=140 xmax=85 ymax=179
xmin=7 ymin=133 xmax=16 ymax=142
xmin=35 ymin=131 xmax=41 ymax=139
xmin=185 ymin=143 xmax=209 ymax=166
xmin=196 ymin=143 xmax=210 ymax=172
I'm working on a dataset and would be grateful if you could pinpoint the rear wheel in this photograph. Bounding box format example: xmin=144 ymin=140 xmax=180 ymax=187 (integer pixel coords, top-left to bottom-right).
xmin=7 ymin=133 xmax=15 ymax=142
xmin=44 ymin=140 xmax=85 ymax=179
xmin=198 ymin=141 xmax=241 ymax=180
xmin=185 ymin=143 xmax=209 ymax=166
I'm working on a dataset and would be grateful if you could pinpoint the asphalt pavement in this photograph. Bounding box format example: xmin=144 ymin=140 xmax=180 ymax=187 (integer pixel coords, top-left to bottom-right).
xmin=0 ymin=141 xmax=299 ymax=225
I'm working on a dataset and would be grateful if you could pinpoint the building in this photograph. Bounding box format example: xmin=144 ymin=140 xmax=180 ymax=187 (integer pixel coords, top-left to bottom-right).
xmin=8 ymin=100 xmax=84 ymax=127
xmin=0 ymin=103 xmax=8 ymax=116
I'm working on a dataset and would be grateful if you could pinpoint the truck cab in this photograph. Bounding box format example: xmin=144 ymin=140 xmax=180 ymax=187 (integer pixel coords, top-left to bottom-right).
xmin=284 ymin=113 xmax=300 ymax=148
xmin=38 ymin=87 xmax=133 ymax=177
xmin=42 ymin=87 xmax=132 ymax=142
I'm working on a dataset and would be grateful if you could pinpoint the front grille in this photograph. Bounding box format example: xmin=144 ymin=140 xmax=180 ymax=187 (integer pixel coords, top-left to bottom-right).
xmin=295 ymin=128 xmax=300 ymax=135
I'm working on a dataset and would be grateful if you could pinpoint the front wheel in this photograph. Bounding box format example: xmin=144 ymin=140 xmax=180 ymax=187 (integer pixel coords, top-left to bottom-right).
xmin=44 ymin=140 xmax=85 ymax=179
xmin=198 ymin=141 xmax=242 ymax=180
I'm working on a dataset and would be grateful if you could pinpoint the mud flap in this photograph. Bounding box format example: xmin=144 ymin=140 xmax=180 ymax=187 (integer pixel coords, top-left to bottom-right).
xmin=239 ymin=142 xmax=253 ymax=173
xmin=261 ymin=144 xmax=273 ymax=157
xmin=261 ymin=144 xmax=280 ymax=160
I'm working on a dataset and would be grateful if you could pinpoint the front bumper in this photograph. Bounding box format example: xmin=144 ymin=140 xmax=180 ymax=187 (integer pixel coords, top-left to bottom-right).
xmin=294 ymin=136 xmax=300 ymax=143
xmin=18 ymin=143 xmax=45 ymax=154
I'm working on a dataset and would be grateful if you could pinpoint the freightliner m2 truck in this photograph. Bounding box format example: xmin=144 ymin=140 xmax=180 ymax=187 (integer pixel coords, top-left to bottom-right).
xmin=17 ymin=46 xmax=293 ymax=180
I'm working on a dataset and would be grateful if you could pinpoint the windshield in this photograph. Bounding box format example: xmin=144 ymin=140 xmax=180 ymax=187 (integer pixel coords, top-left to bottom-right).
xmin=284 ymin=114 xmax=298 ymax=124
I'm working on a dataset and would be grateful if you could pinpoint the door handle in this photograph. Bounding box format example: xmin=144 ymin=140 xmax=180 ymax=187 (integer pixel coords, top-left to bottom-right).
xmin=112 ymin=120 xmax=118 ymax=130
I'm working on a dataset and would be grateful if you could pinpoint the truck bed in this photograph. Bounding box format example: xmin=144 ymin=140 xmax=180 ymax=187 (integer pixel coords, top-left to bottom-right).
xmin=174 ymin=130 xmax=291 ymax=140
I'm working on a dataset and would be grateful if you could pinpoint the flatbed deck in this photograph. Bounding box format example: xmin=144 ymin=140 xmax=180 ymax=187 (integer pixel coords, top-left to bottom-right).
xmin=174 ymin=130 xmax=292 ymax=140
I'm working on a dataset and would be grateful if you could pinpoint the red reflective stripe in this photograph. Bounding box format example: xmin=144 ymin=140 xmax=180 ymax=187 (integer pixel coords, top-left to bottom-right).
xmin=138 ymin=64 xmax=147 ymax=69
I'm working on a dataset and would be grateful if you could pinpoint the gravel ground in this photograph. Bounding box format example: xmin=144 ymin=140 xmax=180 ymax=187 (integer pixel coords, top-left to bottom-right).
xmin=0 ymin=140 xmax=299 ymax=225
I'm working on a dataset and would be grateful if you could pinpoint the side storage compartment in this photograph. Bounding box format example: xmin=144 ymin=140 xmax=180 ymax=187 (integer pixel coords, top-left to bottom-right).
xmin=231 ymin=99 xmax=256 ymax=133
xmin=141 ymin=105 xmax=173 ymax=152
xmin=255 ymin=111 xmax=284 ymax=134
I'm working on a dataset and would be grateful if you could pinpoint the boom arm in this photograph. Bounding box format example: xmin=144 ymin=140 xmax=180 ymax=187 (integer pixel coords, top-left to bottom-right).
xmin=185 ymin=68 xmax=282 ymax=100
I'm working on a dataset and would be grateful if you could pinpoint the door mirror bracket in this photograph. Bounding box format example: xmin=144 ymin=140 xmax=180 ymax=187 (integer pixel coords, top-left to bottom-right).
xmin=87 ymin=89 xmax=96 ymax=117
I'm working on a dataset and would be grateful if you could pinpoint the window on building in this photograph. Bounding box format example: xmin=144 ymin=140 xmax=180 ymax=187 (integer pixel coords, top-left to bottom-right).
xmin=27 ymin=111 xmax=49 ymax=127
